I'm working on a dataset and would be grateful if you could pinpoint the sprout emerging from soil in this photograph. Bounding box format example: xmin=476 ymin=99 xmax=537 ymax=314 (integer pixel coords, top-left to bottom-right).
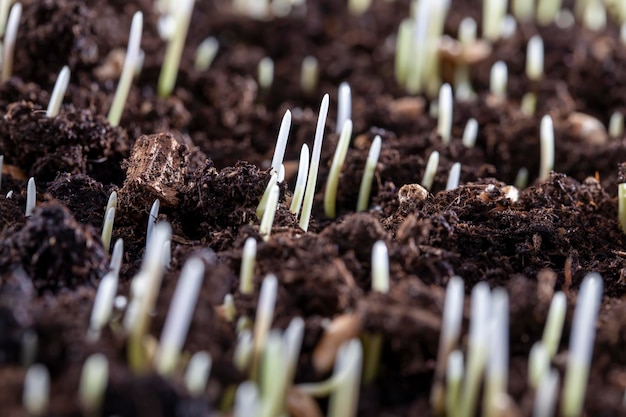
xmin=158 ymin=0 xmax=194 ymax=97
xmin=240 ymin=237 xmax=257 ymax=295
xmin=348 ymin=0 xmax=371 ymax=15
xmin=537 ymin=0 xmax=562 ymax=25
xmin=482 ymin=0 xmax=507 ymax=41
xmin=107 ymin=12 xmax=143 ymax=127
xmin=484 ymin=289 xmax=509 ymax=417
xmin=147 ymin=199 xmax=160 ymax=243
xmin=156 ymin=257 xmax=205 ymax=376
xmin=23 ymin=363 xmax=49 ymax=417
xmin=462 ymin=118 xmax=478 ymax=148
xmin=270 ymin=110 xmax=292 ymax=177
xmin=526 ymin=35 xmax=544 ymax=81
xmin=324 ymin=120 xmax=353 ymax=218
xmin=562 ymin=273 xmax=603 ymax=417
xmin=25 ymin=177 xmax=36 ymax=217
xmin=0 ymin=0 xmax=11 ymax=37
xmin=234 ymin=329 xmax=253 ymax=371
xmin=300 ymin=94 xmax=330 ymax=232
xmin=185 ymin=351 xmax=212 ymax=397
xmin=539 ymin=115 xmax=555 ymax=181
xmin=46 ymin=66 xmax=70 ymax=118
xmin=583 ymin=0 xmax=606 ymax=31
xmin=421 ymin=150 xmax=440 ymax=191
xmin=235 ymin=381 xmax=260 ymax=417
xmin=336 ymin=82 xmax=351 ymax=134
xmin=328 ymin=339 xmax=363 ymax=417
xmin=500 ymin=15 xmax=518 ymax=39
xmin=21 ymin=331 xmax=37 ymax=368
xmin=356 ymin=135 xmax=382 ymax=212
xmin=490 ymin=61 xmax=507 ymax=100
xmin=79 ymin=353 xmax=109 ymax=416
xmin=619 ymin=183 xmax=626 ymax=233
xmin=110 ymin=238 xmax=124 ymax=277
xmin=87 ymin=271 xmax=118 ymax=342
xmin=534 ymin=368 xmax=560 ymax=417
xmin=257 ymin=172 xmax=278 ymax=219
xmin=542 ymin=291 xmax=567 ymax=358
xmin=394 ymin=19 xmax=413 ymax=87
xmin=437 ymin=84 xmax=453 ymax=145
xmin=609 ymin=111 xmax=624 ymax=138
xmin=0 ymin=155 xmax=3 ymax=189
xmin=1 ymin=2 xmax=20 ymax=82
xmin=446 ymin=162 xmax=461 ymax=190
xmin=251 ymin=275 xmax=278 ymax=379
xmin=515 ymin=167 xmax=529 ymax=189
xmin=290 ymin=144 xmax=309 ymax=216
xmin=446 ymin=350 xmax=464 ymax=415
xmin=194 ymin=37 xmax=219 ymax=71
xmin=512 ymin=0 xmax=535 ymax=22
xmin=259 ymin=184 xmax=279 ymax=241
xmin=258 ymin=57 xmax=274 ymax=91
xmin=223 ymin=293 xmax=236 ymax=322
xmin=101 ymin=207 xmax=115 ymax=253
xmin=300 ymin=55 xmax=319 ymax=95
xmin=528 ymin=342 xmax=549 ymax=389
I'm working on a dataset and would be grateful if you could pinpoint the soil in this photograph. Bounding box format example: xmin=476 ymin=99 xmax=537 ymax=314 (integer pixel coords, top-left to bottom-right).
xmin=0 ymin=0 xmax=626 ymax=416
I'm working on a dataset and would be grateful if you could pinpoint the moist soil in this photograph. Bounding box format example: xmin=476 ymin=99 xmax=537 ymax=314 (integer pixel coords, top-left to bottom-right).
xmin=0 ymin=0 xmax=626 ymax=416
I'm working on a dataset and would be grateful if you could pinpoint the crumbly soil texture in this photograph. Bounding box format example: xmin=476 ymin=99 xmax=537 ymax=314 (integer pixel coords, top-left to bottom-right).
xmin=1 ymin=0 xmax=626 ymax=416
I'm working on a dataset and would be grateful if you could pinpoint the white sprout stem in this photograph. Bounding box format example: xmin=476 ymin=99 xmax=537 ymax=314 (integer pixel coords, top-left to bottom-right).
xmin=446 ymin=350 xmax=464 ymax=416
xmin=23 ymin=364 xmax=49 ymax=417
xmin=562 ymin=273 xmax=603 ymax=417
xmin=394 ymin=19 xmax=413 ymax=87
xmin=324 ymin=119 xmax=353 ymax=218
xmin=458 ymin=282 xmax=491 ymax=417
xmin=437 ymin=84 xmax=453 ymax=146
xmin=259 ymin=184 xmax=279 ymax=241
xmin=620 ymin=184 xmax=626 ymax=233
xmin=537 ymin=0 xmax=563 ymax=25
xmin=534 ymin=369 xmax=560 ymax=417
xmin=101 ymin=207 xmax=115 ymax=253
xmin=300 ymin=55 xmax=319 ymax=95
xmin=490 ymin=61 xmax=508 ymax=100
xmin=156 ymin=257 xmax=205 ymax=376
xmin=107 ymin=11 xmax=143 ymax=127
xmin=521 ymin=93 xmax=538 ymax=117
xmin=1 ymin=2 xmax=21 ymax=82
xmin=336 ymin=82 xmax=351 ymax=134
xmin=0 ymin=0 xmax=11 ymax=37
xmin=290 ymin=144 xmax=310 ymax=216
xmin=240 ymin=237 xmax=257 ymax=295
xmin=542 ymin=291 xmax=567 ymax=358
xmin=257 ymin=172 xmax=278 ymax=219
xmin=223 ymin=293 xmax=236 ymax=322
xmin=371 ymin=240 xmax=390 ymax=293
xmin=539 ymin=115 xmax=555 ymax=181
xmin=234 ymin=329 xmax=253 ymax=371
xmin=526 ymin=36 xmax=544 ymax=82
xmin=270 ymin=110 xmax=292 ymax=176
xmin=46 ymin=66 xmax=70 ymax=118
xmin=21 ymin=331 xmax=37 ymax=368
xmin=515 ymin=167 xmax=529 ymax=190
xmin=277 ymin=164 xmax=285 ymax=183
xmin=235 ymin=381 xmax=260 ymax=417
xmin=512 ymin=0 xmax=535 ymax=22
xmin=528 ymin=342 xmax=550 ymax=389
xmin=25 ymin=177 xmax=35 ymax=217
xmin=194 ymin=36 xmax=218 ymax=71
xmin=462 ymin=119 xmax=479 ymax=148
xmin=185 ymin=351 xmax=212 ymax=397
xmin=147 ymin=199 xmax=160 ymax=243
xmin=158 ymin=0 xmax=194 ymax=97
xmin=431 ymin=276 xmax=465 ymax=413
xmin=423 ymin=1 xmax=449 ymax=98
xmin=258 ymin=57 xmax=274 ymax=90
xmin=609 ymin=112 xmax=624 ymax=138
xmin=483 ymin=0 xmax=507 ymax=41
xmin=110 ymin=238 xmax=124 ymax=277
xmin=445 ymin=162 xmax=461 ymax=191
xmin=583 ymin=0 xmax=606 ymax=31
xmin=356 ymin=135 xmax=382 ymax=212
xmin=87 ymin=272 xmax=118 ymax=342
xmin=421 ymin=151 xmax=440 ymax=191
xmin=484 ymin=289 xmax=509 ymax=417
xmin=459 ymin=17 xmax=477 ymax=45
xmin=299 ymin=94 xmax=330 ymax=232
xmin=251 ymin=275 xmax=278 ymax=378
xmin=327 ymin=339 xmax=363 ymax=417
xmin=79 ymin=354 xmax=109 ymax=415
xmin=162 ymin=239 xmax=171 ymax=268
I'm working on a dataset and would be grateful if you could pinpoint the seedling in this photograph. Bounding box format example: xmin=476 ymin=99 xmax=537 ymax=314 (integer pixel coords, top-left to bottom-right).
xmin=257 ymin=173 xmax=278 ymax=219
xmin=300 ymin=55 xmax=319 ymax=95
xmin=106 ymin=191 xmax=118 ymax=214
xmin=79 ymin=353 xmax=108 ymax=417
xmin=87 ymin=271 xmax=118 ymax=342
xmin=421 ymin=150 xmax=439 ymax=191
xmin=156 ymin=257 xmax=205 ymax=376
xmin=0 ymin=155 xmax=3 ymax=189
xmin=1 ymin=2 xmax=20 ymax=82
xmin=270 ymin=110 xmax=291 ymax=177
xmin=515 ymin=167 xmax=529 ymax=189
xmin=110 ymin=238 xmax=124 ymax=277
xmin=583 ymin=0 xmax=606 ymax=31
xmin=107 ymin=12 xmax=143 ymax=127
xmin=158 ymin=0 xmax=194 ymax=97
xmin=348 ymin=0 xmax=371 ymax=15
xmin=462 ymin=119 xmax=478 ymax=148
xmin=483 ymin=0 xmax=507 ymax=41
xmin=528 ymin=342 xmax=549 ymax=389
xmin=609 ymin=111 xmax=624 ymax=138
xmin=512 ymin=0 xmax=534 ymax=22
xmin=446 ymin=162 xmax=461 ymax=190
xmin=223 ymin=294 xmax=236 ymax=322
xmin=534 ymin=369 xmax=560 ymax=417
xmin=46 ymin=66 xmax=70 ymax=118
xmin=101 ymin=207 xmax=115 ymax=253
xmin=194 ymin=37 xmax=218 ymax=71
xmin=542 ymin=291 xmax=566 ymax=358
xmin=251 ymin=275 xmax=278 ymax=379
xmin=25 ymin=177 xmax=35 ymax=217
xmin=490 ymin=61 xmax=507 ymax=100
xmin=356 ymin=135 xmax=381 ymax=212
xmin=446 ymin=350 xmax=464 ymax=416
xmin=258 ymin=57 xmax=274 ymax=91
xmin=394 ymin=19 xmax=413 ymax=87
xmin=147 ymin=199 xmax=160 ymax=243
xmin=0 ymin=0 xmax=10 ymax=36
xmin=500 ymin=15 xmax=517 ymax=39
xmin=336 ymin=82 xmax=351 ymax=134
xmin=162 ymin=240 xmax=171 ymax=268
xmin=327 ymin=339 xmax=363 ymax=417
xmin=259 ymin=184 xmax=279 ymax=241
xmin=185 ymin=351 xmax=212 ymax=397
xmin=526 ymin=35 xmax=544 ymax=81
xmin=437 ymin=84 xmax=453 ymax=145
xmin=289 ymin=144 xmax=309 ymax=215
xmin=537 ymin=0 xmax=562 ymax=25
xmin=324 ymin=120 xmax=353 ymax=218
xmin=235 ymin=381 xmax=260 ymax=416
xmin=539 ymin=115 xmax=555 ymax=181
xmin=562 ymin=273 xmax=603 ymax=417
xmin=300 ymin=94 xmax=330 ymax=232
xmin=23 ymin=364 xmax=49 ymax=417
xmin=240 ymin=237 xmax=257 ymax=295
xmin=484 ymin=289 xmax=509 ymax=417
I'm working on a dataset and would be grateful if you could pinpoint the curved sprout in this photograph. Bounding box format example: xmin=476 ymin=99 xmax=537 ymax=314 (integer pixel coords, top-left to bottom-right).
xmin=356 ymin=135 xmax=382 ymax=212
xmin=324 ymin=120 xmax=353 ymax=218
xmin=46 ymin=66 xmax=70 ymax=118
xmin=1 ymin=2 xmax=21 ymax=82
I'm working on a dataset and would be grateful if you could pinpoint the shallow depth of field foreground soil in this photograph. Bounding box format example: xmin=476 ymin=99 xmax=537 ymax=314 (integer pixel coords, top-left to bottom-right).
xmin=1 ymin=0 xmax=626 ymax=416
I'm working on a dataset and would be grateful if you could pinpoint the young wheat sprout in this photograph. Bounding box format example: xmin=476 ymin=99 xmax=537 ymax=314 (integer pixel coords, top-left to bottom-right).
xmin=512 ymin=0 xmax=535 ymax=22
xmin=609 ymin=112 xmax=624 ymax=138
xmin=621 ymin=23 xmax=626 ymax=45
xmin=0 ymin=0 xmax=11 ymax=37
xmin=484 ymin=289 xmax=509 ymax=417
xmin=257 ymin=172 xmax=278 ymax=219
xmin=107 ymin=12 xmax=142 ymax=127
xmin=526 ymin=35 xmax=544 ymax=81
xmin=446 ymin=350 xmax=464 ymax=416
xmin=0 ymin=155 xmax=3 ymax=189
xmin=101 ymin=207 xmax=115 ymax=253
xmin=394 ymin=19 xmax=413 ymax=87
xmin=300 ymin=94 xmax=330 ymax=232
xmin=534 ymin=369 xmax=560 ymax=417
xmin=147 ymin=199 xmax=160 ymax=243
xmin=251 ymin=275 xmax=278 ymax=378
xmin=483 ymin=0 xmax=507 ymax=41
xmin=6 ymin=191 xmax=12 ymax=199
xmin=282 ymin=317 xmax=305 ymax=388
xmin=106 ymin=190 xmax=118 ymax=213
xmin=421 ymin=150 xmax=440 ymax=191
xmin=462 ymin=119 xmax=478 ymax=148
xmin=328 ymin=339 xmax=363 ymax=417
xmin=500 ymin=15 xmax=517 ymax=39
xmin=162 ymin=240 xmax=171 ymax=268
xmin=336 ymin=82 xmax=351 ymax=134
xmin=348 ymin=0 xmax=371 ymax=15
xmin=259 ymin=184 xmax=279 ymax=241
xmin=21 ymin=331 xmax=37 ymax=368
xmin=562 ymin=273 xmax=603 ymax=417
xmin=23 ymin=364 xmax=49 ymax=417
xmin=79 ymin=353 xmax=109 ymax=416
xmin=619 ymin=183 xmax=626 ymax=233
xmin=431 ymin=276 xmax=465 ymax=413
xmin=515 ymin=167 xmax=529 ymax=189
xmin=539 ymin=115 xmax=555 ymax=181
xmin=87 ymin=271 xmax=118 ymax=342
xmin=528 ymin=342 xmax=549 ymax=389
xmin=537 ymin=0 xmax=563 ymax=25
xmin=110 ymin=238 xmax=124 ymax=277
xmin=290 ymin=144 xmax=310 ymax=216
xmin=240 ymin=237 xmax=257 ymax=295
xmin=270 ymin=110 xmax=292 ymax=177
xmin=234 ymin=329 xmax=253 ymax=371
xmin=258 ymin=57 xmax=274 ymax=90
xmin=490 ymin=61 xmax=507 ymax=100
xmin=356 ymin=135 xmax=382 ymax=212
xmin=158 ymin=0 xmax=194 ymax=97
xmin=371 ymin=241 xmax=390 ymax=293
xmin=156 ymin=257 xmax=205 ymax=376
xmin=25 ymin=177 xmax=35 ymax=217
xmin=583 ymin=0 xmax=606 ymax=31
xmin=1 ymin=2 xmax=21 ymax=82
xmin=260 ymin=331 xmax=286 ymax=417
xmin=542 ymin=291 xmax=567 ymax=358
xmin=445 ymin=162 xmax=461 ymax=190
xmin=235 ymin=381 xmax=260 ymax=417
xmin=194 ymin=36 xmax=218 ymax=71
xmin=46 ymin=66 xmax=70 ymax=118
xmin=437 ymin=84 xmax=453 ymax=145
xmin=223 ymin=293 xmax=236 ymax=322
xmin=300 ymin=55 xmax=319 ymax=95
xmin=324 ymin=120 xmax=353 ymax=218
xmin=185 ymin=351 xmax=212 ymax=397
